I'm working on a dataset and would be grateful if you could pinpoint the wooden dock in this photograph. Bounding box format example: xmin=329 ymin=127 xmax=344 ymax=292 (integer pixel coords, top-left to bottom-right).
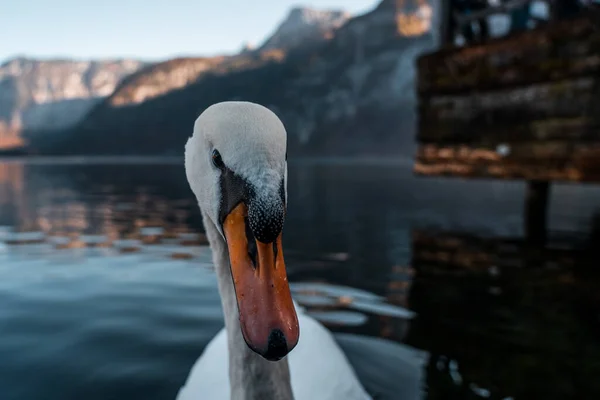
xmin=414 ymin=8 xmax=600 ymax=243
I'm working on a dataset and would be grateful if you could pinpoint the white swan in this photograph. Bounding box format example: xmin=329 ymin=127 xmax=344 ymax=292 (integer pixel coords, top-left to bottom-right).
xmin=177 ymin=101 xmax=372 ymax=400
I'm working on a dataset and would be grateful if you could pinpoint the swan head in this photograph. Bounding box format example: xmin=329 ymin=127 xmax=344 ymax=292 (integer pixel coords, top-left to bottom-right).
xmin=185 ymin=101 xmax=298 ymax=361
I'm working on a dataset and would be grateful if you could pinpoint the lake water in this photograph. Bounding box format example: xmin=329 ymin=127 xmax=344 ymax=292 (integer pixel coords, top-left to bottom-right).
xmin=0 ymin=159 xmax=599 ymax=400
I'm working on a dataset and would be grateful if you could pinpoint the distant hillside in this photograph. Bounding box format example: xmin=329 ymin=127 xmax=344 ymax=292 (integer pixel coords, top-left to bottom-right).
xmin=41 ymin=0 xmax=435 ymax=157
xmin=0 ymin=57 xmax=145 ymax=151
xmin=50 ymin=50 xmax=289 ymax=155
xmin=106 ymin=57 xmax=224 ymax=107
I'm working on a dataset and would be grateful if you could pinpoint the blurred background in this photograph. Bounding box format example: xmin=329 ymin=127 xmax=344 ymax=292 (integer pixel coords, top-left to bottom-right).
xmin=1 ymin=0 xmax=599 ymax=399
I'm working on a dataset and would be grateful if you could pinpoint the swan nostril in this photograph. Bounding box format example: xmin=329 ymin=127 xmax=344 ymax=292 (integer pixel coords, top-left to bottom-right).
xmin=263 ymin=329 xmax=289 ymax=361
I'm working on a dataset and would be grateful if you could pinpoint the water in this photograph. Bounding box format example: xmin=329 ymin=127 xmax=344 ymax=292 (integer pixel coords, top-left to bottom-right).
xmin=0 ymin=159 xmax=599 ymax=400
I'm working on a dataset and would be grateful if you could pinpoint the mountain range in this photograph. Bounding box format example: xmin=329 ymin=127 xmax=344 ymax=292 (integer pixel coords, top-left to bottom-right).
xmin=0 ymin=58 xmax=145 ymax=151
xmin=1 ymin=0 xmax=436 ymax=156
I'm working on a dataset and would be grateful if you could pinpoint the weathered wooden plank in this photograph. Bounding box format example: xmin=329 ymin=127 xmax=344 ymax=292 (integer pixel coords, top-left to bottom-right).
xmin=417 ymin=10 xmax=600 ymax=95
xmin=418 ymin=70 xmax=600 ymax=144
xmin=418 ymin=142 xmax=575 ymax=161
xmin=420 ymin=77 xmax=597 ymax=124
xmin=414 ymin=144 xmax=600 ymax=182
xmin=419 ymin=117 xmax=597 ymax=144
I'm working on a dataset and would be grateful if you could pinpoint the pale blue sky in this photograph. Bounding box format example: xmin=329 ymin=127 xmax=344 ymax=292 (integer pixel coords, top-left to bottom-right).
xmin=1 ymin=0 xmax=376 ymax=63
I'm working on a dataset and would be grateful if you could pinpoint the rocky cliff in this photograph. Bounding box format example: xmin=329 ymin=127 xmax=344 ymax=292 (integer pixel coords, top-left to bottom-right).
xmin=106 ymin=57 xmax=224 ymax=107
xmin=259 ymin=7 xmax=351 ymax=51
xmin=43 ymin=0 xmax=435 ymax=156
xmin=0 ymin=58 xmax=145 ymax=150
xmin=278 ymin=0 xmax=434 ymax=154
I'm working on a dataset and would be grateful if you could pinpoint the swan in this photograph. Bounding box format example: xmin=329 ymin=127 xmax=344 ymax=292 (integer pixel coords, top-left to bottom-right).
xmin=177 ymin=101 xmax=372 ymax=400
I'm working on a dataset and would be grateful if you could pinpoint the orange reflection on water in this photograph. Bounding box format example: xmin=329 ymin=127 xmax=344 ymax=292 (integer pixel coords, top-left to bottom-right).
xmin=0 ymin=162 xmax=199 ymax=248
xmin=0 ymin=162 xmax=24 ymax=205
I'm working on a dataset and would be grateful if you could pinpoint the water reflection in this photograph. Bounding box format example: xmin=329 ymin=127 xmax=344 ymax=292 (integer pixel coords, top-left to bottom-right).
xmin=0 ymin=159 xmax=599 ymax=399
xmin=290 ymin=281 xmax=414 ymax=336
xmin=407 ymin=228 xmax=600 ymax=399
xmin=0 ymin=160 xmax=424 ymax=400
xmin=0 ymin=162 xmax=204 ymax=253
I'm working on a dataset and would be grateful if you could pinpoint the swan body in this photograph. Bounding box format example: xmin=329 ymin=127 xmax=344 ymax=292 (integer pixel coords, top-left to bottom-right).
xmin=177 ymin=302 xmax=371 ymax=400
xmin=181 ymin=101 xmax=372 ymax=400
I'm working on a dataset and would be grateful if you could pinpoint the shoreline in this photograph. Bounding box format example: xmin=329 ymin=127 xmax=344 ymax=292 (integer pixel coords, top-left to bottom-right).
xmin=0 ymin=155 xmax=415 ymax=166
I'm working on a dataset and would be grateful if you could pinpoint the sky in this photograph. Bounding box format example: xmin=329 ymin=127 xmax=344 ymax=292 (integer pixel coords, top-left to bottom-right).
xmin=1 ymin=0 xmax=377 ymax=64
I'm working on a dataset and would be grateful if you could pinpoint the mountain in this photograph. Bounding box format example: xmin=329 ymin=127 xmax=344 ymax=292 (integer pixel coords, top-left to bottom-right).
xmin=42 ymin=0 xmax=435 ymax=156
xmin=278 ymin=0 xmax=435 ymax=153
xmin=50 ymin=50 xmax=289 ymax=155
xmin=81 ymin=6 xmax=350 ymax=115
xmin=259 ymin=7 xmax=351 ymax=51
xmin=103 ymin=57 xmax=224 ymax=107
xmin=0 ymin=57 xmax=145 ymax=151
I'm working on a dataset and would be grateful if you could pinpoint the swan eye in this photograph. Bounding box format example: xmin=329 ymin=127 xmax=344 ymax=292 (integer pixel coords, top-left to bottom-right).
xmin=212 ymin=149 xmax=224 ymax=169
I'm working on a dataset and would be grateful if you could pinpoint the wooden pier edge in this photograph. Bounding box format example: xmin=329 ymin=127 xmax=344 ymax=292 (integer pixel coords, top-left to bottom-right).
xmin=414 ymin=9 xmax=600 ymax=244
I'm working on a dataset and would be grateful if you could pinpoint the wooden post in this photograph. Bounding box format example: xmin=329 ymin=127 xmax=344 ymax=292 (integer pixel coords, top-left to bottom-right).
xmin=439 ymin=0 xmax=452 ymax=46
xmin=524 ymin=180 xmax=550 ymax=246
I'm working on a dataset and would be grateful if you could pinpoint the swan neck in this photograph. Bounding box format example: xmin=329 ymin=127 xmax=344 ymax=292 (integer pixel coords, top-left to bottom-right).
xmin=203 ymin=213 xmax=294 ymax=400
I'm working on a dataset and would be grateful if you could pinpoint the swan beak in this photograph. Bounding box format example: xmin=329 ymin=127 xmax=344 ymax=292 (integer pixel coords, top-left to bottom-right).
xmin=223 ymin=203 xmax=299 ymax=361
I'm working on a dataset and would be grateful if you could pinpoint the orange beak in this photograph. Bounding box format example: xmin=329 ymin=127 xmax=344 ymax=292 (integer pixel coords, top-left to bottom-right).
xmin=222 ymin=203 xmax=299 ymax=361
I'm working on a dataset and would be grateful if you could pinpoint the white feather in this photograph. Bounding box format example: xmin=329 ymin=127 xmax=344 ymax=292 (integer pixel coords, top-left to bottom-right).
xmin=176 ymin=302 xmax=371 ymax=400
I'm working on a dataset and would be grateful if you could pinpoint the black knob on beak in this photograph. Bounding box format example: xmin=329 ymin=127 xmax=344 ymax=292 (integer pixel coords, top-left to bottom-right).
xmin=247 ymin=197 xmax=285 ymax=243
